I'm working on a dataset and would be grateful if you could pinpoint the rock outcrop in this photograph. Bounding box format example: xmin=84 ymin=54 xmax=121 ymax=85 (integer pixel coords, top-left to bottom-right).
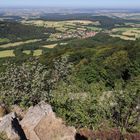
xmin=35 ymin=114 xmax=76 ymax=140
xmin=20 ymin=101 xmax=76 ymax=140
xmin=0 ymin=112 xmax=27 ymax=140
xmin=0 ymin=102 xmax=76 ymax=140
xmin=20 ymin=101 xmax=54 ymax=140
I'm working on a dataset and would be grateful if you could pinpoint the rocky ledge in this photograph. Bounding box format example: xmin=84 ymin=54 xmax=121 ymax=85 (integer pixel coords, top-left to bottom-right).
xmin=0 ymin=102 xmax=76 ymax=140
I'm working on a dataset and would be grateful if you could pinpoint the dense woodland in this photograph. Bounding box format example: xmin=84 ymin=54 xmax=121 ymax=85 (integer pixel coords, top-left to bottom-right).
xmin=0 ymin=30 xmax=140 ymax=137
xmin=40 ymin=13 xmax=139 ymax=28
xmin=0 ymin=21 xmax=57 ymax=44
xmin=0 ymin=13 xmax=139 ymax=139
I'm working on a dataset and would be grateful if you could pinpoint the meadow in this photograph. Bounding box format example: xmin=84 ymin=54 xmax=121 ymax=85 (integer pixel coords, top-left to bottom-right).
xmin=0 ymin=49 xmax=43 ymax=58
xmin=111 ymin=27 xmax=140 ymax=40
xmin=0 ymin=39 xmax=41 ymax=48
xmin=22 ymin=20 xmax=100 ymax=31
xmin=42 ymin=43 xmax=57 ymax=49
xmin=0 ymin=50 xmax=15 ymax=58
xmin=0 ymin=38 xmax=10 ymax=44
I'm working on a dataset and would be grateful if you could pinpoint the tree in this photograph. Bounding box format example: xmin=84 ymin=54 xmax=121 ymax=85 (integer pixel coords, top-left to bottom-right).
xmin=0 ymin=55 xmax=73 ymax=107
xmin=107 ymin=81 xmax=140 ymax=133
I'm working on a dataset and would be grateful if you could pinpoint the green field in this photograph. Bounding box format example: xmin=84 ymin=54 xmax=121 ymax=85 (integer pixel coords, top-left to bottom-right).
xmin=22 ymin=20 xmax=100 ymax=41
xmin=23 ymin=50 xmax=31 ymax=55
xmin=111 ymin=27 xmax=140 ymax=40
xmin=23 ymin=50 xmax=42 ymax=56
xmin=0 ymin=49 xmax=43 ymax=58
xmin=23 ymin=50 xmax=43 ymax=56
xmin=33 ymin=49 xmax=42 ymax=56
xmin=0 ymin=50 xmax=15 ymax=58
xmin=42 ymin=44 xmax=57 ymax=49
xmin=0 ymin=39 xmax=41 ymax=48
xmin=0 ymin=38 xmax=10 ymax=43
xmin=87 ymin=26 xmax=102 ymax=31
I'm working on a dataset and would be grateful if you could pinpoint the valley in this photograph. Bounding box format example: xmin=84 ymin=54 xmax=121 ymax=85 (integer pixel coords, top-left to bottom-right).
xmin=0 ymin=8 xmax=140 ymax=140
xmin=0 ymin=12 xmax=140 ymax=58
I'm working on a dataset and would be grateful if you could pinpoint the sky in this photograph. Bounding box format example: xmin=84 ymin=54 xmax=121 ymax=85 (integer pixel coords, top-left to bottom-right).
xmin=0 ymin=0 xmax=140 ymax=9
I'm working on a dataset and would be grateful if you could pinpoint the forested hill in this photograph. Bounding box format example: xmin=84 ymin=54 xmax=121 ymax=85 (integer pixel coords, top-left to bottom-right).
xmin=40 ymin=13 xmax=140 ymax=28
xmin=0 ymin=21 xmax=57 ymax=43
xmin=0 ymin=32 xmax=139 ymax=139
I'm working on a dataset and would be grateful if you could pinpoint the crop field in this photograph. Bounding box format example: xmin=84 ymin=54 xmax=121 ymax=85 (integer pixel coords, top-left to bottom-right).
xmin=0 ymin=50 xmax=15 ymax=58
xmin=0 ymin=49 xmax=43 ymax=58
xmin=21 ymin=20 xmax=101 ymax=41
xmin=22 ymin=20 xmax=101 ymax=32
xmin=111 ymin=27 xmax=140 ymax=40
xmin=33 ymin=49 xmax=42 ymax=56
xmin=42 ymin=44 xmax=57 ymax=49
xmin=125 ymin=23 xmax=140 ymax=28
xmin=23 ymin=50 xmax=43 ymax=56
xmin=23 ymin=50 xmax=31 ymax=55
xmin=0 ymin=38 xmax=10 ymax=44
xmin=111 ymin=34 xmax=136 ymax=41
xmin=66 ymin=20 xmax=94 ymax=24
xmin=22 ymin=20 xmax=97 ymax=27
xmin=87 ymin=26 xmax=102 ymax=31
xmin=0 ymin=39 xmax=41 ymax=48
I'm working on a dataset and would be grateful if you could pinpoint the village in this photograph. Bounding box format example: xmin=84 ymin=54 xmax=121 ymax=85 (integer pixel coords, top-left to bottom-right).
xmin=48 ymin=29 xmax=97 ymax=41
xmin=21 ymin=20 xmax=100 ymax=41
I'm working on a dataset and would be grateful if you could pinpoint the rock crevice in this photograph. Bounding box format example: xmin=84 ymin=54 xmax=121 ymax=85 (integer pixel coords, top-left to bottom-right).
xmin=0 ymin=102 xmax=76 ymax=140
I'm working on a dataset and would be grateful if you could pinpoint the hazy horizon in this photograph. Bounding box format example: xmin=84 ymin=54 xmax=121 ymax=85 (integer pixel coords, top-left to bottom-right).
xmin=0 ymin=0 xmax=140 ymax=9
